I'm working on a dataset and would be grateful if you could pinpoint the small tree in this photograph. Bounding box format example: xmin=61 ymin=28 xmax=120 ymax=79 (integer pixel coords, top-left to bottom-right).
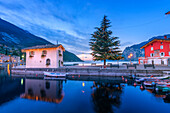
xmin=89 ymin=15 xmax=123 ymax=66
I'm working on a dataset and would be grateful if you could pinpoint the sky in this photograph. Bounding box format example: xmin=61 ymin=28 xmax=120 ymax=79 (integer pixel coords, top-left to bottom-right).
xmin=0 ymin=0 xmax=170 ymax=60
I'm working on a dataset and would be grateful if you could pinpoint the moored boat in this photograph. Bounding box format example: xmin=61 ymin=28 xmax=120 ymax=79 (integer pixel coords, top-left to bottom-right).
xmin=143 ymin=81 xmax=156 ymax=89
xmin=137 ymin=75 xmax=169 ymax=80
xmin=44 ymin=72 xmax=67 ymax=80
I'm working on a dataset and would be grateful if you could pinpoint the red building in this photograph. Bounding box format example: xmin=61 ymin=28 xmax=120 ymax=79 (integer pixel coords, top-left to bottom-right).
xmin=139 ymin=36 xmax=170 ymax=65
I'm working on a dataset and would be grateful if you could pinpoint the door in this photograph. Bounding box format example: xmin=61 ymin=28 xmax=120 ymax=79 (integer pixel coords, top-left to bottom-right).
xmin=152 ymin=60 xmax=154 ymax=65
xmin=59 ymin=60 xmax=60 ymax=67
xmin=168 ymin=58 xmax=170 ymax=66
xmin=161 ymin=60 xmax=164 ymax=65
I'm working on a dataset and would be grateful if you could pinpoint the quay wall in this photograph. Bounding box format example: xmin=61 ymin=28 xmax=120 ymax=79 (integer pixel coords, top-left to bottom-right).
xmin=11 ymin=67 xmax=168 ymax=78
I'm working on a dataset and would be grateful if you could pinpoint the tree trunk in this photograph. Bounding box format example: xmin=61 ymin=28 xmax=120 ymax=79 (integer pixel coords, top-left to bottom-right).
xmin=104 ymin=59 xmax=106 ymax=66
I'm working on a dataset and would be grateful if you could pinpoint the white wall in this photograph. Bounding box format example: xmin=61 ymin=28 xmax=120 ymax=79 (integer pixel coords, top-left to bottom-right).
xmin=25 ymin=48 xmax=63 ymax=68
xmin=148 ymin=58 xmax=168 ymax=65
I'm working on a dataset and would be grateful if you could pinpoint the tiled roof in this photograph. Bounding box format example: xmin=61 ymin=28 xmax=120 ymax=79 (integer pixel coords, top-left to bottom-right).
xmin=22 ymin=44 xmax=64 ymax=50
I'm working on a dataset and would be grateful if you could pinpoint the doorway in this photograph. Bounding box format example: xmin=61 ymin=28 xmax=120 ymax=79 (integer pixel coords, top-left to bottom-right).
xmin=59 ymin=60 xmax=60 ymax=67
xmin=152 ymin=60 xmax=154 ymax=65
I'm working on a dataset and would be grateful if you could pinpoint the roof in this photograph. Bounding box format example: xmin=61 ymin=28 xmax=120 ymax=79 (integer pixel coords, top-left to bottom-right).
xmin=140 ymin=39 xmax=170 ymax=49
xmin=22 ymin=44 xmax=65 ymax=51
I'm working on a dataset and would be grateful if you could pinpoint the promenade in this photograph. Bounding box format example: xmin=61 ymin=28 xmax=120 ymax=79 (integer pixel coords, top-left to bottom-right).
xmin=11 ymin=65 xmax=170 ymax=78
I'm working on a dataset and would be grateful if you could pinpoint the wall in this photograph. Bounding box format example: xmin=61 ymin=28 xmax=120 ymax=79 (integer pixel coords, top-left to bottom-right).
xmin=56 ymin=47 xmax=64 ymax=67
xmin=25 ymin=48 xmax=63 ymax=68
xmin=144 ymin=41 xmax=170 ymax=57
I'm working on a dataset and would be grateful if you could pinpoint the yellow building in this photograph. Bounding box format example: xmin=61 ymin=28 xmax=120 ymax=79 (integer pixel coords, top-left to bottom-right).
xmin=22 ymin=44 xmax=65 ymax=68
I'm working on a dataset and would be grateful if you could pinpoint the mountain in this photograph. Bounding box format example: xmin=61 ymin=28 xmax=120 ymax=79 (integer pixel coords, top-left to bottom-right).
xmin=123 ymin=34 xmax=170 ymax=60
xmin=0 ymin=18 xmax=82 ymax=62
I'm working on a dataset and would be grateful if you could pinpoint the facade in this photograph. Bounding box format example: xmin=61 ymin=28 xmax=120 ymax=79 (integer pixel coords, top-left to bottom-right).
xmin=139 ymin=37 xmax=170 ymax=65
xmin=22 ymin=44 xmax=65 ymax=68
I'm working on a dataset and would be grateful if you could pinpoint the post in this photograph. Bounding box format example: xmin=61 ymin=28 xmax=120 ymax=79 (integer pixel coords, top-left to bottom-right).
xmin=104 ymin=59 xmax=106 ymax=68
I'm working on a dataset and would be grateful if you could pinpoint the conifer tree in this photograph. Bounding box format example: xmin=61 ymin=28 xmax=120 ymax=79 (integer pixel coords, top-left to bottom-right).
xmin=89 ymin=15 xmax=123 ymax=66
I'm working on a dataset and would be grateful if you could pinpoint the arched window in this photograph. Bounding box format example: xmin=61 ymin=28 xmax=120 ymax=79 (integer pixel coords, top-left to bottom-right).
xmin=28 ymin=88 xmax=34 ymax=96
xmin=46 ymin=59 xmax=50 ymax=65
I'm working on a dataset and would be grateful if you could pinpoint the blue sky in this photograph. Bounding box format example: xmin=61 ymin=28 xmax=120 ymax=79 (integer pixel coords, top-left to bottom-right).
xmin=0 ymin=0 xmax=170 ymax=57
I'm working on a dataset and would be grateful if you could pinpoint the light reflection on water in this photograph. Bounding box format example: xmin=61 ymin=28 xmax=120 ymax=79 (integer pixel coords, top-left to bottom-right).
xmin=0 ymin=68 xmax=169 ymax=113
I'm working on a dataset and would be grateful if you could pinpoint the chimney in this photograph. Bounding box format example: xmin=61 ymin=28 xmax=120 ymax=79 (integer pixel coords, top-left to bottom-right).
xmin=164 ymin=35 xmax=167 ymax=39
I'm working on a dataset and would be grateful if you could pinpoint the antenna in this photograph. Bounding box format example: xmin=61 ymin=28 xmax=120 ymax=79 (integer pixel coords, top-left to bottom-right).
xmin=56 ymin=40 xmax=58 ymax=45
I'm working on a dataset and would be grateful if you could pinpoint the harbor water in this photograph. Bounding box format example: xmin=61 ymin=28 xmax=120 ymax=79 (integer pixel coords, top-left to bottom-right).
xmin=0 ymin=65 xmax=169 ymax=113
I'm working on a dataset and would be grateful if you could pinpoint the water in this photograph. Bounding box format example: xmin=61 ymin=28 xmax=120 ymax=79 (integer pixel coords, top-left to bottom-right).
xmin=0 ymin=68 xmax=169 ymax=113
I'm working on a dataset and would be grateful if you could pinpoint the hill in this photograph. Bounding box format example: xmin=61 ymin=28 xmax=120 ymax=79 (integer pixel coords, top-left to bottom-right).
xmin=0 ymin=18 xmax=82 ymax=62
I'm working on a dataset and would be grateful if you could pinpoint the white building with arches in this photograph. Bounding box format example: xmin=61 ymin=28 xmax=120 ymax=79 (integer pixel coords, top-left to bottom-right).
xmin=22 ymin=44 xmax=65 ymax=68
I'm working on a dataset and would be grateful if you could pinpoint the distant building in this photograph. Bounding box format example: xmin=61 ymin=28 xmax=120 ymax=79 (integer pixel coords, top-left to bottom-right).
xmin=0 ymin=53 xmax=20 ymax=63
xmin=22 ymin=44 xmax=65 ymax=68
xmin=139 ymin=36 xmax=170 ymax=65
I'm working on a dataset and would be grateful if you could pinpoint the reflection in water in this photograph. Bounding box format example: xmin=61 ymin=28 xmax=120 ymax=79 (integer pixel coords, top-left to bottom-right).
xmin=7 ymin=64 xmax=10 ymax=76
xmin=0 ymin=76 xmax=24 ymax=105
xmin=21 ymin=79 xmax=64 ymax=103
xmin=91 ymin=82 xmax=122 ymax=113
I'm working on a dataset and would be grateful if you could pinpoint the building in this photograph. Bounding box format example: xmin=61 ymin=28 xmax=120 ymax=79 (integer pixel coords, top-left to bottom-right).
xmin=22 ymin=44 xmax=65 ymax=68
xmin=139 ymin=36 xmax=170 ymax=65
xmin=0 ymin=53 xmax=20 ymax=63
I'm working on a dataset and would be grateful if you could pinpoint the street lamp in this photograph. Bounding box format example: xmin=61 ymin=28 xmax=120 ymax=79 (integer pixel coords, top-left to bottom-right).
xmin=128 ymin=53 xmax=133 ymax=64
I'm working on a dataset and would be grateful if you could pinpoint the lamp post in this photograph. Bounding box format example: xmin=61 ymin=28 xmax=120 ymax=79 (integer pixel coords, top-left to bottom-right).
xmin=128 ymin=53 xmax=133 ymax=64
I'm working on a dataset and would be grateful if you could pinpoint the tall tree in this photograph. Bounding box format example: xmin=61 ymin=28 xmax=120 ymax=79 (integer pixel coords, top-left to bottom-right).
xmin=89 ymin=15 xmax=123 ymax=66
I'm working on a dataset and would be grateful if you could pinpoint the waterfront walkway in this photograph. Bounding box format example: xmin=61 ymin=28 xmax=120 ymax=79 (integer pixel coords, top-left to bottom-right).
xmin=11 ymin=65 xmax=170 ymax=78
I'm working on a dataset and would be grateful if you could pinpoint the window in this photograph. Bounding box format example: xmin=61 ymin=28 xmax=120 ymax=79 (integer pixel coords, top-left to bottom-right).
xmin=46 ymin=59 xmax=50 ymax=65
xmin=151 ymin=44 xmax=153 ymax=46
xmin=46 ymin=82 xmax=50 ymax=89
xmin=58 ymin=50 xmax=62 ymax=56
xmin=29 ymin=51 xmax=34 ymax=57
xmin=169 ymin=52 xmax=170 ymax=56
xmin=160 ymin=45 xmax=163 ymax=49
xmin=150 ymin=53 xmax=154 ymax=57
xmin=42 ymin=50 xmax=47 ymax=57
xmin=161 ymin=42 xmax=163 ymax=44
xmin=160 ymin=52 xmax=165 ymax=57
xmin=151 ymin=47 xmax=153 ymax=51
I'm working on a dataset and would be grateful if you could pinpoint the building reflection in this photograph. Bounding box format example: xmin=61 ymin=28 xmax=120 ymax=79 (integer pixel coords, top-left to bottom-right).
xmin=91 ymin=81 xmax=122 ymax=113
xmin=21 ymin=79 xmax=64 ymax=103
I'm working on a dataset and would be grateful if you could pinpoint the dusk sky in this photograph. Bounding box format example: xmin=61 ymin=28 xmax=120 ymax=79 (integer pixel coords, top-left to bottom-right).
xmin=0 ymin=0 xmax=170 ymax=59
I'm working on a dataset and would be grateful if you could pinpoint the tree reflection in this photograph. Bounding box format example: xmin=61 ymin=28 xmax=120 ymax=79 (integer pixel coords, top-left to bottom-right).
xmin=91 ymin=82 xmax=122 ymax=113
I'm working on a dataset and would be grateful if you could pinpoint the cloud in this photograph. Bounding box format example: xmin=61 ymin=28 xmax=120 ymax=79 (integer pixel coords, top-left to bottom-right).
xmin=0 ymin=0 xmax=92 ymax=54
xmin=0 ymin=1 xmax=25 ymax=11
xmin=121 ymin=41 xmax=133 ymax=46
xmin=26 ymin=23 xmax=90 ymax=54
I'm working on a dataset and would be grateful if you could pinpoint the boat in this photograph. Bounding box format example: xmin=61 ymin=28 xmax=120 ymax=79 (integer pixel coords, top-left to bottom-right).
xmin=135 ymin=78 xmax=145 ymax=84
xmin=143 ymin=81 xmax=156 ymax=89
xmin=44 ymin=72 xmax=67 ymax=80
xmin=156 ymin=85 xmax=170 ymax=92
xmin=137 ymin=75 xmax=169 ymax=81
